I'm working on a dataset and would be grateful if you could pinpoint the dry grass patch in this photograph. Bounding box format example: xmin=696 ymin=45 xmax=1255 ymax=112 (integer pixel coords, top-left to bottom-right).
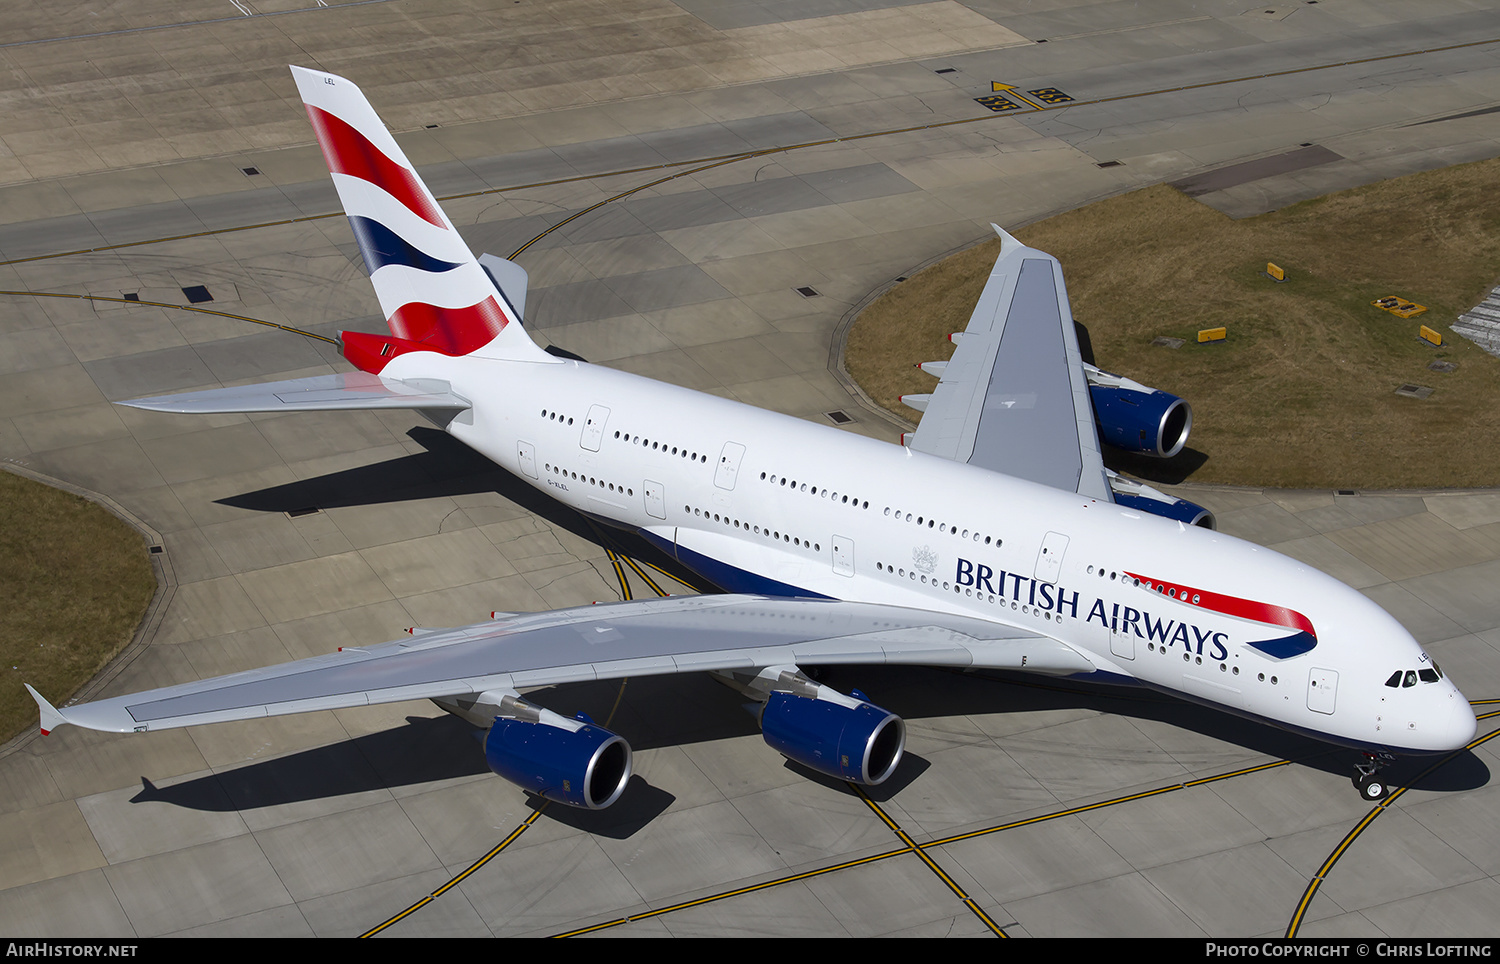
xmin=1 ymin=471 xmax=154 ymax=743
xmin=848 ymin=158 xmax=1500 ymax=489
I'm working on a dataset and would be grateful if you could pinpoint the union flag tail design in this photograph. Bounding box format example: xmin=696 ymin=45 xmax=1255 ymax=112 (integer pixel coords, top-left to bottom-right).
xmin=291 ymin=66 xmax=545 ymax=370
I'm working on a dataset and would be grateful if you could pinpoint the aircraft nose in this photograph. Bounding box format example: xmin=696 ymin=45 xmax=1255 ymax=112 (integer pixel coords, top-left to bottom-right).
xmin=1435 ymin=690 xmax=1478 ymax=751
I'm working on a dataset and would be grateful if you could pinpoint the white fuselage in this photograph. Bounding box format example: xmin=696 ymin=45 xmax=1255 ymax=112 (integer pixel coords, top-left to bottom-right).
xmin=383 ymin=349 xmax=1477 ymax=757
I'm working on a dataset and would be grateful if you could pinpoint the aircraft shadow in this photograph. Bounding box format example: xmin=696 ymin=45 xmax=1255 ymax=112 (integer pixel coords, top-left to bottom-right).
xmin=218 ymin=423 xmax=714 ymax=593
xmin=221 ymin=424 xmax=577 ymax=531
xmin=1104 ymin=446 xmax=1209 ymax=485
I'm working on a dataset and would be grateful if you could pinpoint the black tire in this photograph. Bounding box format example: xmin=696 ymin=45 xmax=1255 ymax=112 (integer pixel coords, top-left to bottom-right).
xmin=1358 ymin=775 xmax=1386 ymax=801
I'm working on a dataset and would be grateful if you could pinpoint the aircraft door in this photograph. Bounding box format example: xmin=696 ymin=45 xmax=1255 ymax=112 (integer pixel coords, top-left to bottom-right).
xmin=581 ymin=405 xmax=610 ymax=452
xmin=714 ymin=441 xmax=746 ymax=490
xmin=517 ymin=440 xmax=538 ymax=479
xmin=1034 ymin=531 xmax=1069 ymax=582
xmin=832 ymin=535 xmax=854 ymax=576
xmin=644 ymin=480 xmax=666 ymax=520
xmin=1307 ymin=668 xmax=1338 ymax=715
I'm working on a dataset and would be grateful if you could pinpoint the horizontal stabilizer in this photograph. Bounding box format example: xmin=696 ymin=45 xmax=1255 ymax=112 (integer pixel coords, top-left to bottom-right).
xmin=25 ymin=684 xmax=68 ymax=735
xmin=118 ymin=373 xmax=471 ymax=414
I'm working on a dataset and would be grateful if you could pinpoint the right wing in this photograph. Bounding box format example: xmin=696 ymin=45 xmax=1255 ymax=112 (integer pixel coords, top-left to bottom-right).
xmin=906 ymin=227 xmax=1113 ymax=501
xmin=31 ymin=595 xmax=1094 ymax=734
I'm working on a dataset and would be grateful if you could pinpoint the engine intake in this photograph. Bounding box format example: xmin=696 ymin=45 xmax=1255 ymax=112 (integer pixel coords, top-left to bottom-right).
xmin=1089 ymin=385 xmax=1192 ymax=458
xmin=760 ymin=688 xmax=905 ymax=785
xmin=484 ymin=714 xmax=632 ymax=810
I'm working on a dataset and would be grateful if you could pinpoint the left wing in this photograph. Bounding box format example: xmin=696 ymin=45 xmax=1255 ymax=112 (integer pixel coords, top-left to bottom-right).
xmin=30 ymin=595 xmax=1093 ymax=734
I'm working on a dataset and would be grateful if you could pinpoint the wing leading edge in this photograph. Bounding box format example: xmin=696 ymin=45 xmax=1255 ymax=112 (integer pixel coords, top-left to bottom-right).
xmin=33 ymin=595 xmax=1093 ymax=734
xmin=908 ymin=226 xmax=1112 ymax=501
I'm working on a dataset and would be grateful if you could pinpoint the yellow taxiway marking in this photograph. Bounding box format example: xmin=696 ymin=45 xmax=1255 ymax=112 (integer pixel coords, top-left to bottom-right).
xmin=989 ymin=83 xmax=1048 ymax=110
xmin=359 ymin=807 xmax=547 ymax=937
xmin=550 ymin=756 xmax=1294 ymax=936
xmin=1285 ymin=713 xmax=1500 ymax=938
xmin=852 ymin=784 xmax=1008 ymax=937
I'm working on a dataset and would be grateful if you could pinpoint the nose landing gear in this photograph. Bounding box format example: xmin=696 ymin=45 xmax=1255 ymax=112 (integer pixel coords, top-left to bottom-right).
xmin=1353 ymin=752 xmax=1395 ymax=801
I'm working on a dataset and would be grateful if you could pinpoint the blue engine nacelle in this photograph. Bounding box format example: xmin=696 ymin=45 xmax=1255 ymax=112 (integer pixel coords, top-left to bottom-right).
xmin=1113 ymin=492 xmax=1215 ymax=528
xmin=760 ymin=689 xmax=905 ymax=785
xmin=1090 ymin=385 xmax=1191 ymax=458
xmin=484 ymin=716 xmax=632 ymax=810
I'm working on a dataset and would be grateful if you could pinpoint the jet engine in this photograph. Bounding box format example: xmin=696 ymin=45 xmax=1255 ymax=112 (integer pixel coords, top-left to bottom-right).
xmin=460 ymin=691 xmax=632 ymax=810
xmin=1085 ymin=365 xmax=1191 ymax=459
xmin=760 ymin=684 xmax=905 ymax=785
xmin=1108 ymin=470 xmax=1215 ymax=529
xmin=1089 ymin=385 xmax=1191 ymax=458
xmin=1112 ymin=492 xmax=1214 ymax=528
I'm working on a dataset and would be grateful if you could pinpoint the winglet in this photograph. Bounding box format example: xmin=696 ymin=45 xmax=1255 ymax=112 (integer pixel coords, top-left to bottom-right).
xmin=25 ymin=685 xmax=67 ymax=736
xmin=990 ymin=222 xmax=1025 ymax=258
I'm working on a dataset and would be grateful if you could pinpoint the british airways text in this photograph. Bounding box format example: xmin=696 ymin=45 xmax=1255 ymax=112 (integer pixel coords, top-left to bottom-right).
xmin=955 ymin=557 xmax=1230 ymax=660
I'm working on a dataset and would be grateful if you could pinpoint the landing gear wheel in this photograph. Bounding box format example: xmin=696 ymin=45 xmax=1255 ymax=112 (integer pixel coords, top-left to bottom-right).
xmin=1353 ymin=751 xmax=1395 ymax=801
xmin=1355 ymin=773 xmax=1387 ymax=801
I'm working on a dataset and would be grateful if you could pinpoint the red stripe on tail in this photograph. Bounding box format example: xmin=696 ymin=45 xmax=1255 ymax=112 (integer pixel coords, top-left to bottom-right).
xmin=388 ymin=297 xmax=509 ymax=355
xmin=304 ymin=105 xmax=446 ymax=229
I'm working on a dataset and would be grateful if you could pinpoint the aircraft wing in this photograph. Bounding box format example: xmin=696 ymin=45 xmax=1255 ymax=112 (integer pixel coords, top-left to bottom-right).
xmin=118 ymin=372 xmax=471 ymax=414
xmin=31 ymin=595 xmax=1093 ymax=734
xmin=907 ymin=226 xmax=1113 ymax=501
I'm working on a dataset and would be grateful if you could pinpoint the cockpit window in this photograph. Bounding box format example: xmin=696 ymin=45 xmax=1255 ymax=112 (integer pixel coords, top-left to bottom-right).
xmin=1386 ymin=666 xmax=1444 ymax=688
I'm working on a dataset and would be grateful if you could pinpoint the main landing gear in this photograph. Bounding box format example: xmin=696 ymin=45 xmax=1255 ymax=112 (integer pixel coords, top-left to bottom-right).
xmin=1353 ymin=752 xmax=1396 ymax=801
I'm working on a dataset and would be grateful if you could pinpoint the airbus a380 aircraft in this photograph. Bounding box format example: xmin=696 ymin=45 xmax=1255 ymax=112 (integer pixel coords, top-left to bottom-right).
xmin=29 ymin=67 xmax=1476 ymax=809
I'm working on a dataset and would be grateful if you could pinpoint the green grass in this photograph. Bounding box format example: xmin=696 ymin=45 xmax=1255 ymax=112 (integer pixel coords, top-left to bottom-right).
xmin=847 ymin=157 xmax=1500 ymax=489
xmin=0 ymin=471 xmax=155 ymax=744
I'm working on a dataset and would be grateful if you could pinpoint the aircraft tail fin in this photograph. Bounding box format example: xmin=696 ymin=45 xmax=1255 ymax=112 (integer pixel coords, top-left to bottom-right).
xmin=290 ymin=66 xmax=549 ymax=370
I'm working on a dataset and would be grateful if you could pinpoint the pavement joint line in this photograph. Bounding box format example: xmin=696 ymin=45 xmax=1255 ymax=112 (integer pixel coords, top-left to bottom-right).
xmin=549 ymin=846 xmax=917 ymax=937
xmin=4 ymin=33 xmax=1495 ymax=269
xmin=1284 ymin=722 xmax=1500 ymax=937
xmin=852 ymin=783 xmax=1008 ymax=937
xmin=359 ymin=807 xmax=547 ymax=938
